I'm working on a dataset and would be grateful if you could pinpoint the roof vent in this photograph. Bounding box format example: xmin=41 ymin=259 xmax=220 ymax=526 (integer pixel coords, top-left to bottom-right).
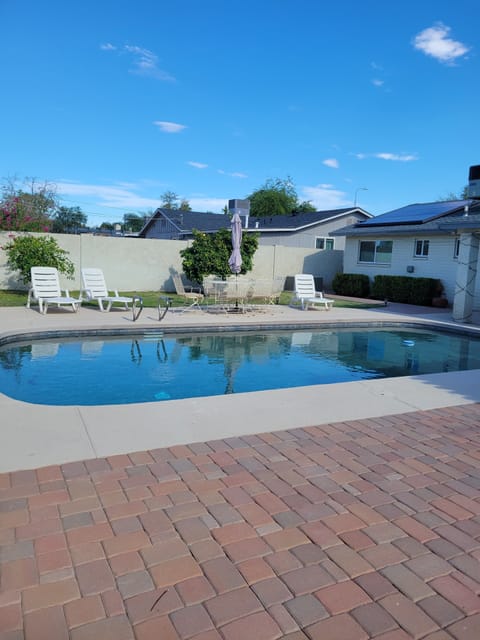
xmin=467 ymin=165 xmax=480 ymax=199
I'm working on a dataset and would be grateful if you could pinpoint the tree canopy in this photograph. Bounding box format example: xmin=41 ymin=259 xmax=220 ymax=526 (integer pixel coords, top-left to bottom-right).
xmin=3 ymin=235 xmax=75 ymax=284
xmin=123 ymin=213 xmax=147 ymax=233
xmin=160 ymin=191 xmax=191 ymax=211
xmin=51 ymin=206 xmax=88 ymax=234
xmin=181 ymin=229 xmax=259 ymax=284
xmin=247 ymin=177 xmax=315 ymax=217
xmin=0 ymin=177 xmax=57 ymax=232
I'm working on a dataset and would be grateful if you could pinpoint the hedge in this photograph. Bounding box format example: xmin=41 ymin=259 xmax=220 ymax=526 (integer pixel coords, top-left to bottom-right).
xmin=371 ymin=275 xmax=442 ymax=306
xmin=332 ymin=273 xmax=370 ymax=298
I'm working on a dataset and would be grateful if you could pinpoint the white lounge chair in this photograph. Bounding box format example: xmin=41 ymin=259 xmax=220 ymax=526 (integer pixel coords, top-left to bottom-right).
xmin=293 ymin=273 xmax=334 ymax=311
xmin=81 ymin=267 xmax=132 ymax=312
xmin=27 ymin=266 xmax=80 ymax=314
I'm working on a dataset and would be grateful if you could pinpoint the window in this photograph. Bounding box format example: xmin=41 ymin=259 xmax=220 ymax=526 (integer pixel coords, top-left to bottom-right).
xmin=315 ymin=237 xmax=334 ymax=250
xmin=358 ymin=240 xmax=392 ymax=264
xmin=414 ymin=239 xmax=429 ymax=257
xmin=454 ymin=237 xmax=460 ymax=259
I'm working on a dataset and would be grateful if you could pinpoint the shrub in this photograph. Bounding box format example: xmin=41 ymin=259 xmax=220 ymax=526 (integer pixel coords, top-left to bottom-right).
xmin=3 ymin=234 xmax=75 ymax=285
xmin=332 ymin=273 xmax=370 ymax=297
xmin=181 ymin=228 xmax=259 ymax=284
xmin=372 ymin=274 xmax=442 ymax=306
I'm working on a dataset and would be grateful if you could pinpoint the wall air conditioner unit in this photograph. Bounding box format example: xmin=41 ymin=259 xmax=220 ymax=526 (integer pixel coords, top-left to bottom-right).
xmin=467 ymin=165 xmax=480 ymax=199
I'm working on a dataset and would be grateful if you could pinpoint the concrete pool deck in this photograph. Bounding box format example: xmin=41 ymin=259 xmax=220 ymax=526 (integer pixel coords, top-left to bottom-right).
xmin=0 ymin=301 xmax=479 ymax=474
xmin=1 ymin=302 xmax=480 ymax=639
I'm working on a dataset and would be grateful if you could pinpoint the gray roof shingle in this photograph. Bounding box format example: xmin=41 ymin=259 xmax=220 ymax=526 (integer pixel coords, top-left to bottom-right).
xmin=140 ymin=207 xmax=370 ymax=236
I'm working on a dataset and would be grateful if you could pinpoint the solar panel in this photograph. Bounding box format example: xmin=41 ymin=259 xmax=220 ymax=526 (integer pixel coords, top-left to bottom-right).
xmin=360 ymin=200 xmax=471 ymax=227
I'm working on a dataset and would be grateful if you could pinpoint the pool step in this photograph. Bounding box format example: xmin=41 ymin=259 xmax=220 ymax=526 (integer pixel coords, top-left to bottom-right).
xmin=142 ymin=332 xmax=164 ymax=342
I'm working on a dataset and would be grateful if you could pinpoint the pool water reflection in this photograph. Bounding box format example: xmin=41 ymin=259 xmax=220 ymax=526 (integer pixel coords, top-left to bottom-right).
xmin=0 ymin=327 xmax=479 ymax=406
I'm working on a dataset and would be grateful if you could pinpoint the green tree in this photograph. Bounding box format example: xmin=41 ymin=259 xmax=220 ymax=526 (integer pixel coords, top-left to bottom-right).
xmin=181 ymin=229 xmax=259 ymax=284
xmin=160 ymin=190 xmax=179 ymax=209
xmin=294 ymin=200 xmax=316 ymax=213
xmin=0 ymin=177 xmax=57 ymax=231
xmin=3 ymin=235 xmax=75 ymax=285
xmin=438 ymin=186 xmax=469 ymax=201
xmin=123 ymin=213 xmax=146 ymax=233
xmin=51 ymin=206 xmax=88 ymax=234
xmin=179 ymin=199 xmax=192 ymax=211
xmin=98 ymin=222 xmax=114 ymax=231
xmin=247 ymin=177 xmax=315 ymax=217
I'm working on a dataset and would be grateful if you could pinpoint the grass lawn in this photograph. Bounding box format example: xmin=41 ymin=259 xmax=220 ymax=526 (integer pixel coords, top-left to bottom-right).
xmin=0 ymin=289 xmax=380 ymax=309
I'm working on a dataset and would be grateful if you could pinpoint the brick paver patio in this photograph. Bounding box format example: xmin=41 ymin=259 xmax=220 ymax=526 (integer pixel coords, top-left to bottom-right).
xmin=1 ymin=404 xmax=480 ymax=639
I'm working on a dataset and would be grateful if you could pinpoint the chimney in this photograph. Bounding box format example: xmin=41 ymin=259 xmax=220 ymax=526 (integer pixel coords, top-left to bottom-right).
xmin=467 ymin=165 xmax=480 ymax=199
xmin=228 ymin=199 xmax=250 ymax=228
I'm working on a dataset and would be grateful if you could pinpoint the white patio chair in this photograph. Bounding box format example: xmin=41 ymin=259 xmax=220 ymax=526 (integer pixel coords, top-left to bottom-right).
xmin=292 ymin=273 xmax=334 ymax=311
xmin=27 ymin=266 xmax=80 ymax=314
xmin=81 ymin=267 xmax=132 ymax=312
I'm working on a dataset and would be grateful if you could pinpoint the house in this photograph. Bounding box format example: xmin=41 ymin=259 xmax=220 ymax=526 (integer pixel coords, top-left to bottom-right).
xmin=332 ymin=198 xmax=480 ymax=322
xmin=138 ymin=206 xmax=372 ymax=251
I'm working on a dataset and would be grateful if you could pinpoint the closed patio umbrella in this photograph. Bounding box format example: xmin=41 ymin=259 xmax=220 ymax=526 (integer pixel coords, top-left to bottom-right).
xmin=228 ymin=212 xmax=243 ymax=310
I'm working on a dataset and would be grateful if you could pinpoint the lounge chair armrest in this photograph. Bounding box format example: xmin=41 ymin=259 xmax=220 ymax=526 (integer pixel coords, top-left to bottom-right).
xmin=114 ymin=289 xmax=120 ymax=296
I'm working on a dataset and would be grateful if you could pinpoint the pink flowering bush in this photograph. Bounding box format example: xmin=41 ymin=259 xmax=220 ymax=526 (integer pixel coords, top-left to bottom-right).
xmin=0 ymin=196 xmax=52 ymax=232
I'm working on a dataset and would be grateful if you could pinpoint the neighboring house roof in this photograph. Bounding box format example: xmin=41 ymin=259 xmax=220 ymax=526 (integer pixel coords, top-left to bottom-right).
xmin=332 ymin=200 xmax=480 ymax=237
xmin=139 ymin=207 xmax=372 ymax=237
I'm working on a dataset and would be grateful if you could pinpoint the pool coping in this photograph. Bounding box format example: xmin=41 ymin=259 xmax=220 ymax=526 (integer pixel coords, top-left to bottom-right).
xmin=2 ymin=304 xmax=480 ymax=473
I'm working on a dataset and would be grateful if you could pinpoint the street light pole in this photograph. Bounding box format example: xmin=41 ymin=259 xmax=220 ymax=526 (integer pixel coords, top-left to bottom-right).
xmin=354 ymin=187 xmax=368 ymax=207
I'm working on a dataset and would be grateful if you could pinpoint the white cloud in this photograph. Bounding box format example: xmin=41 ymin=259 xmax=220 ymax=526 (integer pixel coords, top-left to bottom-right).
xmin=355 ymin=152 xmax=417 ymax=162
xmin=56 ymin=181 xmax=160 ymax=209
xmin=375 ymin=152 xmax=417 ymax=162
xmin=188 ymin=197 xmax=228 ymax=213
xmin=300 ymin=184 xmax=350 ymax=209
xmin=217 ymin=169 xmax=248 ymax=178
xmin=101 ymin=43 xmax=175 ymax=80
xmin=56 ymin=181 xmax=229 ymax=215
xmin=413 ymin=23 xmax=470 ymax=64
xmin=323 ymin=158 xmax=339 ymax=169
xmin=187 ymin=161 xmax=208 ymax=169
xmin=153 ymin=121 xmax=187 ymax=133
xmin=372 ymin=79 xmax=384 ymax=87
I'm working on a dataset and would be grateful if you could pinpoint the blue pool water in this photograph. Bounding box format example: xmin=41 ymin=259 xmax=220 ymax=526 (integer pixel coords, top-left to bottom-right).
xmin=0 ymin=327 xmax=479 ymax=406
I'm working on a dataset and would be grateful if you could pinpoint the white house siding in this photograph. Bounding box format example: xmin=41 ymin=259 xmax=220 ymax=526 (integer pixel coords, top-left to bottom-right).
xmin=343 ymin=234 xmax=480 ymax=309
xmin=256 ymin=214 xmax=364 ymax=250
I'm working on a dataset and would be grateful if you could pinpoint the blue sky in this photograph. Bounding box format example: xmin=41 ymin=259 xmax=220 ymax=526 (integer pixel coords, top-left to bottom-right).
xmin=1 ymin=0 xmax=479 ymax=226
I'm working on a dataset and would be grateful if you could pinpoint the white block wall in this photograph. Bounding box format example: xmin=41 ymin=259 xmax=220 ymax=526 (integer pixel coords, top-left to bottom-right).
xmin=0 ymin=232 xmax=344 ymax=292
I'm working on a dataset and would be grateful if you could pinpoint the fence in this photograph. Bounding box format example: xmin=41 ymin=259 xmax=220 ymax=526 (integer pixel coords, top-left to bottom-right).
xmin=0 ymin=232 xmax=343 ymax=292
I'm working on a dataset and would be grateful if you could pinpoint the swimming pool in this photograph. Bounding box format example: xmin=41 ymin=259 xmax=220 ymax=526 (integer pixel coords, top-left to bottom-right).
xmin=1 ymin=325 xmax=480 ymax=406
